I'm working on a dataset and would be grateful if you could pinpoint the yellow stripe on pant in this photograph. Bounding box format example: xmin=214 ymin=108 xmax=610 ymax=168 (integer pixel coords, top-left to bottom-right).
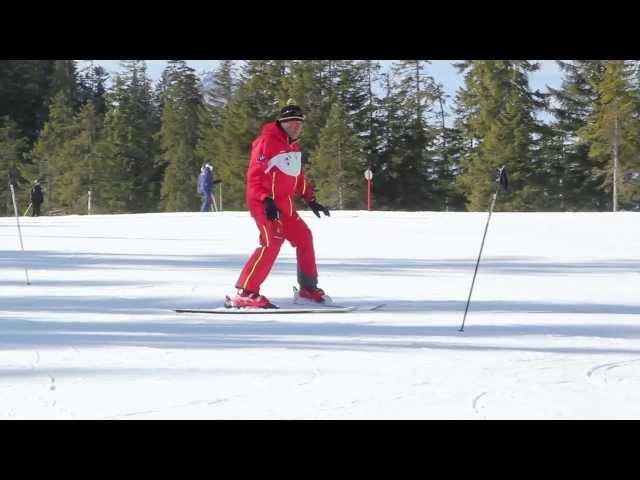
xmin=242 ymin=246 xmax=266 ymax=290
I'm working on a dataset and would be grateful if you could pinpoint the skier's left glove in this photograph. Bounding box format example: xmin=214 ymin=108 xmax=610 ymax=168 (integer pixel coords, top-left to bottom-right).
xmin=307 ymin=198 xmax=330 ymax=218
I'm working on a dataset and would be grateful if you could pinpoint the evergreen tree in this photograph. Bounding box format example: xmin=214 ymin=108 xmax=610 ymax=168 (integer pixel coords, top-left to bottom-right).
xmin=531 ymin=125 xmax=568 ymax=210
xmin=240 ymin=60 xmax=289 ymax=121
xmin=57 ymin=103 xmax=101 ymax=213
xmin=307 ymin=103 xmax=364 ymax=209
xmin=30 ymin=91 xmax=77 ymax=213
xmin=325 ymin=61 xmax=384 ymax=184
xmin=158 ymin=60 xmax=206 ymax=211
xmin=380 ymin=61 xmax=440 ymax=210
xmin=332 ymin=61 xmax=371 ymax=133
xmin=438 ymin=123 xmax=469 ymax=211
xmin=428 ymin=81 xmax=467 ymax=211
xmin=49 ymin=60 xmax=80 ymax=109
xmin=13 ymin=59 xmax=640 ymax=215
xmin=199 ymin=61 xmax=291 ymax=211
xmin=361 ymin=60 xmax=386 ymax=180
xmin=454 ymin=60 xmax=546 ymax=211
xmin=95 ymin=61 xmax=159 ymax=213
xmin=197 ymin=61 xmax=240 ymax=207
xmin=428 ymin=81 xmax=468 ymax=211
xmin=93 ymin=104 xmax=132 ymax=213
xmin=0 ymin=117 xmax=29 ymax=215
xmin=77 ymin=62 xmax=110 ymax=116
xmin=547 ymin=60 xmax=608 ymax=210
xmin=202 ymin=60 xmax=238 ymax=127
xmin=281 ymin=61 xmax=329 ymax=155
xmin=30 ymin=92 xmax=102 ymax=214
xmin=577 ymin=60 xmax=640 ymax=210
xmin=374 ymin=70 xmax=404 ymax=209
xmin=0 ymin=60 xmax=56 ymax=144
xmin=202 ymin=84 xmax=259 ymax=210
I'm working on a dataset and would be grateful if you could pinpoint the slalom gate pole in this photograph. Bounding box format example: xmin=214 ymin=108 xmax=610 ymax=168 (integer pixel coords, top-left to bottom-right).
xmin=9 ymin=183 xmax=31 ymax=285
xmin=459 ymin=166 xmax=508 ymax=332
xmin=211 ymin=191 xmax=218 ymax=212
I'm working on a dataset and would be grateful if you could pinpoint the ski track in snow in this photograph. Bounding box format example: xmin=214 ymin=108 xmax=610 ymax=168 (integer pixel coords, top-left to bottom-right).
xmin=472 ymin=391 xmax=488 ymax=416
xmin=105 ymin=397 xmax=233 ymax=419
xmin=586 ymin=358 xmax=640 ymax=385
xmin=298 ymin=366 xmax=320 ymax=387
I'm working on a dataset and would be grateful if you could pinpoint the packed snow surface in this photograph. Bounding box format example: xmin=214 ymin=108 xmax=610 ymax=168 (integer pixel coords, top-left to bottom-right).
xmin=1 ymin=210 xmax=639 ymax=418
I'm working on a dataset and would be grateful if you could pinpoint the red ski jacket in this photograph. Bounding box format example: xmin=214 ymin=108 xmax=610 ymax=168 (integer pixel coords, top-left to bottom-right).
xmin=245 ymin=121 xmax=315 ymax=219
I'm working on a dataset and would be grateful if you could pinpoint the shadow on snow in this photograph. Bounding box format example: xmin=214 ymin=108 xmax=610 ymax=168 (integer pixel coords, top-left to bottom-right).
xmin=1 ymin=300 xmax=640 ymax=356
xmin=2 ymin=251 xmax=640 ymax=276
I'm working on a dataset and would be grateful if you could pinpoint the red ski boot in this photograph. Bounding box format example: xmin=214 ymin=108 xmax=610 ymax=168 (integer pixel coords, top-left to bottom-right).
xmin=229 ymin=290 xmax=278 ymax=309
xmin=293 ymin=286 xmax=332 ymax=305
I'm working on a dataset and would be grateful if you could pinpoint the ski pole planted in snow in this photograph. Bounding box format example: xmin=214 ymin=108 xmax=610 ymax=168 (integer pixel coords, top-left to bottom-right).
xmin=9 ymin=182 xmax=31 ymax=285
xmin=210 ymin=191 xmax=218 ymax=212
xmin=459 ymin=166 xmax=508 ymax=332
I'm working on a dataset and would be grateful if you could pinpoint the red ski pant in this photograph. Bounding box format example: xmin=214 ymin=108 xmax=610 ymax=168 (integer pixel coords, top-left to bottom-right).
xmin=235 ymin=214 xmax=318 ymax=293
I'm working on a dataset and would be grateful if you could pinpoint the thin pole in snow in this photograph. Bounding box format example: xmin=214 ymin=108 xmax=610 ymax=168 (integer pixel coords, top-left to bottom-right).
xmin=211 ymin=191 xmax=218 ymax=212
xmin=459 ymin=166 xmax=508 ymax=332
xmin=9 ymin=183 xmax=31 ymax=285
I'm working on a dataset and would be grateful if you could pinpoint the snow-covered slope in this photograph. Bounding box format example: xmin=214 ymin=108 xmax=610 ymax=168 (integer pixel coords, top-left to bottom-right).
xmin=1 ymin=210 xmax=639 ymax=418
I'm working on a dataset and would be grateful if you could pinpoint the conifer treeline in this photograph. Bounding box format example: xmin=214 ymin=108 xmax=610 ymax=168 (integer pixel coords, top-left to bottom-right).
xmin=2 ymin=60 xmax=639 ymax=216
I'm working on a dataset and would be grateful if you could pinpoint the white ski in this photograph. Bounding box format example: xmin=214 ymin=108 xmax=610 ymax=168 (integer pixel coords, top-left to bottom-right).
xmin=175 ymin=306 xmax=357 ymax=314
xmin=174 ymin=290 xmax=385 ymax=314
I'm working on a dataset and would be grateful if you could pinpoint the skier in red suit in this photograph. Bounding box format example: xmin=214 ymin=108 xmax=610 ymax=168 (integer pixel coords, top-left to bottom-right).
xmin=232 ymin=101 xmax=331 ymax=308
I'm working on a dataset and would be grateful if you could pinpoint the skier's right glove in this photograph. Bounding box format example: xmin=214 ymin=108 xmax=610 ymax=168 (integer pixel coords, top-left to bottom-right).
xmin=264 ymin=197 xmax=279 ymax=220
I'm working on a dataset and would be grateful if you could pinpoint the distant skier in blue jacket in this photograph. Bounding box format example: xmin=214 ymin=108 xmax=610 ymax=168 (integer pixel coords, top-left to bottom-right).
xmin=197 ymin=163 xmax=214 ymax=212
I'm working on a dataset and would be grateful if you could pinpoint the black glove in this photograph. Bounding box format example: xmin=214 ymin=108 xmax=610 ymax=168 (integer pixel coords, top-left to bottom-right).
xmin=308 ymin=199 xmax=330 ymax=218
xmin=264 ymin=197 xmax=279 ymax=220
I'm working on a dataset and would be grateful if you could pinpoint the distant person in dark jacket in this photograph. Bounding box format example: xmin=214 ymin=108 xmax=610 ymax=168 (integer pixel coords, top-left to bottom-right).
xmin=197 ymin=163 xmax=214 ymax=212
xmin=30 ymin=180 xmax=44 ymax=217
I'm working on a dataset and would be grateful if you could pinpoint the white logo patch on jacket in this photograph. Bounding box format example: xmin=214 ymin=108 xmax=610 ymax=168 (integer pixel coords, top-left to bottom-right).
xmin=264 ymin=151 xmax=301 ymax=177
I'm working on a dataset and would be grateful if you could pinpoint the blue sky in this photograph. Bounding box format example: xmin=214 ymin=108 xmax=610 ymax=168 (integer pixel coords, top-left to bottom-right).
xmin=84 ymin=60 xmax=564 ymax=123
